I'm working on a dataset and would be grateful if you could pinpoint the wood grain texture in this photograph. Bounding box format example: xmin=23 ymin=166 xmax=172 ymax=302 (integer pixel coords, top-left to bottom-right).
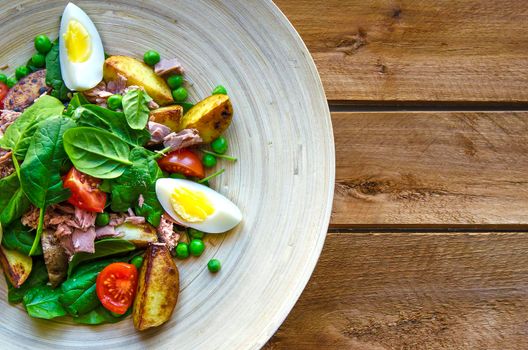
xmin=275 ymin=0 xmax=528 ymax=103
xmin=0 ymin=1 xmax=333 ymax=349
xmin=266 ymin=232 xmax=528 ymax=349
xmin=331 ymin=112 xmax=528 ymax=227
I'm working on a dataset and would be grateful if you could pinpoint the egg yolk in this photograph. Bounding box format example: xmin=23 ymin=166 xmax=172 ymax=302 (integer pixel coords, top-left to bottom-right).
xmin=64 ymin=20 xmax=92 ymax=62
xmin=170 ymin=187 xmax=215 ymax=223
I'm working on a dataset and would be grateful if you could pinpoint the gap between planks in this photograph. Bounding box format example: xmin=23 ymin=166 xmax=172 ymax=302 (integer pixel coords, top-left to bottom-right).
xmin=328 ymin=226 xmax=528 ymax=234
xmin=328 ymin=102 xmax=528 ymax=113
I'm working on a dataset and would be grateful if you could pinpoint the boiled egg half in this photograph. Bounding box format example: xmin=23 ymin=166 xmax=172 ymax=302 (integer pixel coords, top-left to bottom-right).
xmin=156 ymin=178 xmax=242 ymax=234
xmin=59 ymin=3 xmax=105 ymax=91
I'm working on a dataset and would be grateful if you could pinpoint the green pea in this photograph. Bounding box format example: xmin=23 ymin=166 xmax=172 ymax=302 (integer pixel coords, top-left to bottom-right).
xmin=130 ymin=255 xmax=144 ymax=269
xmin=207 ymin=259 xmax=221 ymax=273
xmin=212 ymin=85 xmax=227 ymax=95
xmin=31 ymin=53 xmax=46 ymax=68
xmin=0 ymin=74 xmax=7 ymax=84
xmin=202 ymin=153 xmax=217 ymax=168
xmin=6 ymin=77 xmax=17 ymax=88
xmin=34 ymin=35 xmax=52 ymax=54
xmin=189 ymin=239 xmax=205 ymax=257
xmin=143 ymin=50 xmax=160 ymax=66
xmin=107 ymin=94 xmax=123 ymax=110
xmin=15 ymin=66 xmax=30 ymax=80
xmin=211 ymin=136 xmax=228 ymax=154
xmin=170 ymin=173 xmax=187 ymax=179
xmin=172 ymin=87 xmax=188 ymax=102
xmin=188 ymin=228 xmax=205 ymax=239
xmin=95 ymin=212 xmax=110 ymax=227
xmin=175 ymin=242 xmax=190 ymax=259
xmin=167 ymin=75 xmax=183 ymax=89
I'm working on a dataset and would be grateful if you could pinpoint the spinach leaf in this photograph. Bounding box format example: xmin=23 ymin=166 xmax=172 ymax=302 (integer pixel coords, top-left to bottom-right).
xmin=0 ymin=172 xmax=30 ymax=227
xmin=23 ymin=285 xmax=67 ymax=319
xmin=68 ymin=238 xmax=136 ymax=276
xmin=7 ymin=258 xmax=48 ymax=303
xmin=2 ymin=221 xmax=42 ymax=256
xmin=20 ymin=116 xmax=75 ymax=207
xmin=64 ymin=93 xmax=90 ymax=116
xmin=109 ymin=148 xmax=163 ymax=213
xmin=122 ymin=89 xmax=151 ymax=130
xmin=20 ymin=116 xmax=76 ymax=254
xmin=74 ymin=105 xmax=151 ymax=146
xmin=60 ymin=257 xmax=126 ymax=316
xmin=73 ymin=305 xmax=131 ymax=325
xmin=63 ymin=127 xmax=133 ymax=179
xmin=45 ymin=40 xmax=70 ymax=101
xmin=135 ymin=188 xmax=163 ymax=227
xmin=0 ymin=95 xmax=65 ymax=160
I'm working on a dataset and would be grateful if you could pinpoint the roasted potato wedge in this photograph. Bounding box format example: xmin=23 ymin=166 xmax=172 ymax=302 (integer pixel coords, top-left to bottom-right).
xmin=115 ymin=223 xmax=158 ymax=248
xmin=41 ymin=229 xmax=68 ymax=288
xmin=4 ymin=70 xmax=51 ymax=111
xmin=149 ymin=105 xmax=183 ymax=131
xmin=178 ymin=94 xmax=233 ymax=143
xmin=0 ymin=245 xmax=32 ymax=288
xmin=133 ymin=243 xmax=179 ymax=331
xmin=104 ymin=56 xmax=173 ymax=106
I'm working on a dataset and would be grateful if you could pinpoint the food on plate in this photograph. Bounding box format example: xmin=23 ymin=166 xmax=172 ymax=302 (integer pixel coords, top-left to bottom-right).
xmin=0 ymin=245 xmax=32 ymax=287
xmin=179 ymin=94 xmax=233 ymax=143
xmin=3 ymin=70 xmax=51 ymax=111
xmin=149 ymin=105 xmax=183 ymax=130
xmin=156 ymin=178 xmax=242 ymax=234
xmin=133 ymin=243 xmax=179 ymax=331
xmin=103 ymin=55 xmax=173 ymax=105
xmin=59 ymin=3 xmax=105 ymax=91
xmin=0 ymin=2 xmax=241 ymax=331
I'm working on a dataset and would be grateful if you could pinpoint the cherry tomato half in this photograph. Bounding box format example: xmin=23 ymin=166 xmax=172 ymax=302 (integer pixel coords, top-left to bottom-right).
xmin=63 ymin=167 xmax=107 ymax=212
xmin=96 ymin=262 xmax=138 ymax=315
xmin=158 ymin=149 xmax=205 ymax=178
xmin=0 ymin=83 xmax=8 ymax=109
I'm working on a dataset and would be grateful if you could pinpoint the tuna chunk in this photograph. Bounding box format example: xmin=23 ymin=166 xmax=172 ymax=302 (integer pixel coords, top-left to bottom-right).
xmin=154 ymin=58 xmax=184 ymax=76
xmin=156 ymin=214 xmax=180 ymax=251
xmin=163 ymin=128 xmax=203 ymax=151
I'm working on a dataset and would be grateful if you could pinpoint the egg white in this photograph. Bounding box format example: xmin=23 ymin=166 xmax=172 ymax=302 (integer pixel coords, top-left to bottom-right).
xmin=155 ymin=178 xmax=242 ymax=234
xmin=59 ymin=2 xmax=105 ymax=91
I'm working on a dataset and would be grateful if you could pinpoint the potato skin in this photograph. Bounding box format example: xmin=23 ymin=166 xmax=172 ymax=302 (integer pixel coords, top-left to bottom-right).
xmin=104 ymin=56 xmax=173 ymax=106
xmin=133 ymin=243 xmax=179 ymax=331
xmin=114 ymin=222 xmax=158 ymax=248
xmin=149 ymin=105 xmax=183 ymax=131
xmin=178 ymin=94 xmax=233 ymax=143
xmin=0 ymin=245 xmax=32 ymax=288
xmin=4 ymin=70 xmax=51 ymax=111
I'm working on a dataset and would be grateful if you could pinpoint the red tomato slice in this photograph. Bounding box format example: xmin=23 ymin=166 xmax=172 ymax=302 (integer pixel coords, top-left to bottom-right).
xmin=0 ymin=83 xmax=8 ymax=109
xmin=158 ymin=149 xmax=205 ymax=178
xmin=63 ymin=167 xmax=107 ymax=213
xmin=96 ymin=262 xmax=138 ymax=315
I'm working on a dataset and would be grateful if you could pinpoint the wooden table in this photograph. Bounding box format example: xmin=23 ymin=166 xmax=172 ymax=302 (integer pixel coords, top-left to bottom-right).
xmin=265 ymin=1 xmax=528 ymax=348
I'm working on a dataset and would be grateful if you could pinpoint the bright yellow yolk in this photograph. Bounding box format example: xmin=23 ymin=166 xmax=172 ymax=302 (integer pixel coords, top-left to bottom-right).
xmin=170 ymin=186 xmax=215 ymax=223
xmin=63 ymin=20 xmax=92 ymax=62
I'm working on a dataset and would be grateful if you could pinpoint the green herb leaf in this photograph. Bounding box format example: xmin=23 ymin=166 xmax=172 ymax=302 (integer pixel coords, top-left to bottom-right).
xmin=7 ymin=259 xmax=48 ymax=303
xmin=64 ymin=93 xmax=90 ymax=116
xmin=73 ymin=305 xmax=131 ymax=325
xmin=134 ymin=188 xmax=163 ymax=227
xmin=110 ymin=148 xmax=163 ymax=213
xmin=45 ymin=40 xmax=70 ymax=101
xmin=60 ymin=257 xmax=127 ymax=316
xmin=2 ymin=221 xmax=42 ymax=256
xmin=63 ymin=127 xmax=133 ymax=179
xmin=122 ymin=89 xmax=151 ymax=130
xmin=0 ymin=172 xmax=31 ymax=227
xmin=0 ymin=95 xmax=65 ymax=160
xmin=20 ymin=116 xmax=76 ymax=208
xmin=23 ymin=285 xmax=67 ymax=319
xmin=68 ymin=238 xmax=136 ymax=276
xmin=74 ymin=105 xmax=151 ymax=146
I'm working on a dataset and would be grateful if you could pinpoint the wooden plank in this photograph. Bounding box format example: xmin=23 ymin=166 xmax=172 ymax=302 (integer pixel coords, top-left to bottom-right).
xmin=275 ymin=0 xmax=528 ymax=103
xmin=331 ymin=112 xmax=528 ymax=227
xmin=265 ymin=232 xmax=528 ymax=349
